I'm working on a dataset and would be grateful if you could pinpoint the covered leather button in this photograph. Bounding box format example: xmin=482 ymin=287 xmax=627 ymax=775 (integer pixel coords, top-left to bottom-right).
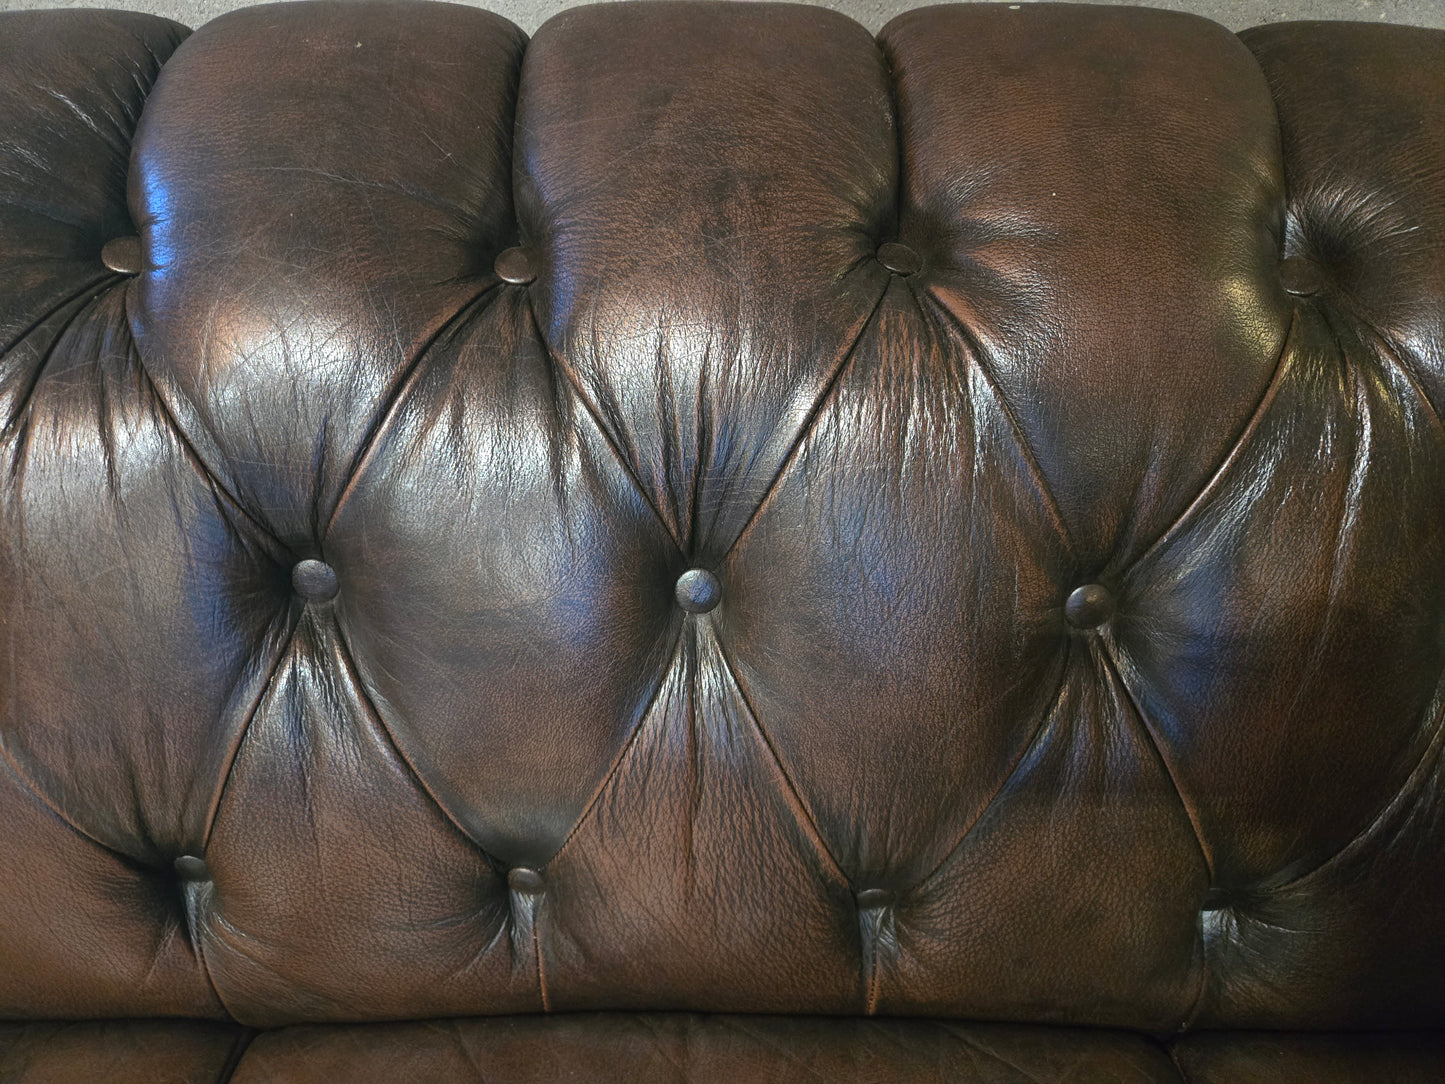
xmin=507 ymin=867 xmax=544 ymax=894
xmin=173 ymin=855 xmax=209 ymax=881
xmin=675 ymin=568 xmax=722 ymax=614
xmin=101 ymin=235 xmax=144 ymax=275
xmin=1279 ymin=256 xmax=1325 ymax=297
xmin=855 ymin=888 xmax=892 ymax=910
xmin=292 ymin=559 xmax=339 ymax=602
xmin=494 ymin=247 xmax=536 ymax=285
xmin=876 ymin=242 xmax=922 ymax=276
xmin=1065 ymin=584 xmax=1114 ymax=629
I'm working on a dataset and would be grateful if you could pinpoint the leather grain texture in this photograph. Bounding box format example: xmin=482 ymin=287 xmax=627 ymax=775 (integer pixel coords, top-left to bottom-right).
xmin=6 ymin=1016 xmax=1445 ymax=1082
xmin=1 ymin=0 xmax=1443 ymax=1069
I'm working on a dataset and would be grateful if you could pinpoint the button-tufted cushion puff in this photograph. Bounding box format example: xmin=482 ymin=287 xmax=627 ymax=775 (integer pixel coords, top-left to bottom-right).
xmin=1 ymin=0 xmax=1443 ymax=1077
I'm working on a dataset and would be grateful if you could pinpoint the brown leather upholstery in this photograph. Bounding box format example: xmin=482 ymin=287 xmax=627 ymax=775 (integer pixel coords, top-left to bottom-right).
xmin=1 ymin=0 xmax=1442 ymax=1077
xmin=5 ymin=1017 xmax=1445 ymax=1082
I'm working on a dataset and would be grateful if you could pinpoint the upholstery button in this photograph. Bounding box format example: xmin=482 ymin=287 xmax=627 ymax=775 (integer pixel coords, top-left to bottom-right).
xmin=675 ymin=568 xmax=722 ymax=614
xmin=876 ymin=242 xmax=922 ymax=276
xmin=292 ymin=559 xmax=339 ymax=602
xmin=494 ymin=247 xmax=536 ymax=285
xmin=1279 ymin=256 xmax=1325 ymax=297
xmin=855 ymin=888 xmax=892 ymax=910
xmin=508 ymin=867 xmax=544 ymax=894
xmin=173 ymin=855 xmax=209 ymax=881
xmin=1065 ymin=584 xmax=1114 ymax=629
xmin=101 ymin=235 xmax=144 ymax=275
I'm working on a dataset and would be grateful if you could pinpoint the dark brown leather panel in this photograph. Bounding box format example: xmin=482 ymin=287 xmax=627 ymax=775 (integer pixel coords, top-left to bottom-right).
xmin=538 ymin=616 xmax=863 ymax=1014
xmin=0 ymin=1020 xmax=248 ymax=1084
xmin=1120 ymin=307 xmax=1445 ymax=1028
xmin=1240 ymin=21 xmax=1445 ymax=419
xmin=227 ymin=1014 xmax=1181 ymax=1082
xmin=725 ymin=284 xmax=1075 ymax=895
xmin=511 ymin=0 xmax=898 ymax=1018
xmin=128 ymin=0 xmax=527 ymax=549
xmin=9 ymin=1015 xmax=1445 ymax=1082
xmin=1183 ymin=19 xmax=1445 ymax=1030
xmin=0 ymin=7 xmax=227 ymax=1022
xmin=2 ymin=0 xmax=1444 ymax=1044
xmin=192 ymin=606 xmax=539 ymax=1024
xmin=514 ymin=1 xmax=895 ymax=564
xmin=0 ymin=280 xmax=289 ymax=870
xmin=1172 ymin=1031 xmax=1445 ymax=1082
xmin=107 ymin=0 xmax=538 ymax=1023
xmin=0 ymin=9 xmax=185 ymax=350
xmin=0 ymin=754 xmax=224 ymax=1019
xmin=1189 ymin=716 xmax=1445 ymax=1029
xmin=1116 ymin=305 xmax=1445 ymax=892
xmin=879 ymin=2 xmax=1290 ymax=572
xmin=727 ymin=286 xmax=1203 ymax=1027
xmin=865 ymin=644 xmax=1206 ymax=1028
xmin=330 ymin=290 xmax=681 ymax=867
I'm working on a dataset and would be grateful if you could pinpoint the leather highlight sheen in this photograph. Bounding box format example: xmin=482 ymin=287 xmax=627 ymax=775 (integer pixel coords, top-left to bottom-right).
xmin=1 ymin=1 xmax=1444 ymax=1074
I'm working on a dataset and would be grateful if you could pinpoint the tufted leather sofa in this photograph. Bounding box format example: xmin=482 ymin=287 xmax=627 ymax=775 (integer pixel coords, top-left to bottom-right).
xmin=2 ymin=0 xmax=1444 ymax=1079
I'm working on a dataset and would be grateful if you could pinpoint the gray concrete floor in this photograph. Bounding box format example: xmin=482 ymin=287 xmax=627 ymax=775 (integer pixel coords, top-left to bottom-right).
xmin=1 ymin=0 xmax=1442 ymax=33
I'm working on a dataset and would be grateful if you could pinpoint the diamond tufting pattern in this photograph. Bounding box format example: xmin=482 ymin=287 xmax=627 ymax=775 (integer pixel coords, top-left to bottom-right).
xmin=1 ymin=0 xmax=1444 ymax=1044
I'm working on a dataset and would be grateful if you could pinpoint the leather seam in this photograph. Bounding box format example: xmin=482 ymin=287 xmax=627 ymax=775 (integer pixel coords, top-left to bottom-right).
xmin=3 ymin=280 xmax=119 ymax=476
xmin=0 ymin=273 xmax=117 ymax=367
xmin=879 ymin=30 xmax=905 ymax=248
xmin=200 ymin=605 xmax=303 ymax=847
xmin=121 ymin=274 xmax=284 ymax=565
xmin=191 ymin=929 xmax=241 ymax=1027
xmin=1274 ymin=677 xmax=1445 ymax=896
xmin=324 ymin=282 xmax=500 ymax=542
xmin=0 ymin=735 xmax=130 ymax=870
xmin=331 ymin=610 xmax=503 ymax=866
xmin=1098 ymin=640 xmax=1216 ymax=882
xmin=1166 ymin=1039 xmax=1193 ymax=1084
xmin=683 ymin=344 xmax=710 ymax=555
xmin=713 ymin=625 xmax=851 ymax=889
xmin=723 ymin=262 xmax=892 ymax=564
xmin=1181 ymin=915 xmax=1210 ymax=1034
xmin=924 ymin=290 xmax=1078 ymax=564
xmin=864 ymin=924 xmax=881 ymax=1016
xmin=549 ymin=613 xmax=688 ymax=867
xmin=121 ymin=284 xmax=277 ymax=545
xmin=1128 ymin=306 xmax=1298 ymax=574
xmin=912 ymin=638 xmax=1073 ymax=889
xmin=525 ymin=293 xmax=686 ymax=557
xmin=214 ymin=1027 xmax=258 ymax=1084
xmin=1334 ymin=297 xmax=1445 ymax=439
xmin=533 ymin=908 xmax=551 ymax=1013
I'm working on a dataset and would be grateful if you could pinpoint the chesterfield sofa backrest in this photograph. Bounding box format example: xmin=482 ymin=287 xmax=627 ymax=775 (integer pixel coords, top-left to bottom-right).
xmin=3 ymin=0 xmax=1445 ymax=1078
